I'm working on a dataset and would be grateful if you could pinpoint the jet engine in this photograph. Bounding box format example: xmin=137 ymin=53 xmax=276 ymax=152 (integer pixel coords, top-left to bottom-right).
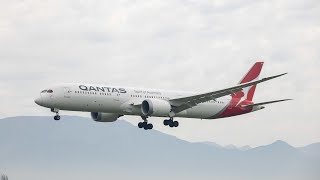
xmin=141 ymin=99 xmax=171 ymax=117
xmin=91 ymin=112 xmax=121 ymax=122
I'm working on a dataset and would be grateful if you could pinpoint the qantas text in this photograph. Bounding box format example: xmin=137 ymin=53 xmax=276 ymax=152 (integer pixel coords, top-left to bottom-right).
xmin=79 ymin=85 xmax=127 ymax=93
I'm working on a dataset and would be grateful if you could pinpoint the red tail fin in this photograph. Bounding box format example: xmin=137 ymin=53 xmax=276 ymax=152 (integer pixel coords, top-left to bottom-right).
xmin=238 ymin=62 xmax=264 ymax=101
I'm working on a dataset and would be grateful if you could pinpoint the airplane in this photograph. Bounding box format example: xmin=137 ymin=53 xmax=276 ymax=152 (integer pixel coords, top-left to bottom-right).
xmin=35 ymin=62 xmax=291 ymax=130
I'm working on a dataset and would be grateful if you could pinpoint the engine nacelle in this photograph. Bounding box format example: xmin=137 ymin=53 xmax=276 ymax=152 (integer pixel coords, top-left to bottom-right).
xmin=141 ymin=99 xmax=171 ymax=117
xmin=91 ymin=112 xmax=121 ymax=122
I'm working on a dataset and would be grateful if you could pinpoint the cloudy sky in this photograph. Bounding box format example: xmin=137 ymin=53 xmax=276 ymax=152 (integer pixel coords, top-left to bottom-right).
xmin=0 ymin=0 xmax=319 ymax=147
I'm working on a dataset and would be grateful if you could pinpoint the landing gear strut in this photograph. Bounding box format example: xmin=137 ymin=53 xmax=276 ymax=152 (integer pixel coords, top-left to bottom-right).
xmin=51 ymin=108 xmax=60 ymax=121
xmin=138 ymin=116 xmax=153 ymax=130
xmin=163 ymin=118 xmax=179 ymax=127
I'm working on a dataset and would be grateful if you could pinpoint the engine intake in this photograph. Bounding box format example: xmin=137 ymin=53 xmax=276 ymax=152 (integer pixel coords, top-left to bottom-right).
xmin=141 ymin=99 xmax=171 ymax=117
xmin=91 ymin=112 xmax=121 ymax=122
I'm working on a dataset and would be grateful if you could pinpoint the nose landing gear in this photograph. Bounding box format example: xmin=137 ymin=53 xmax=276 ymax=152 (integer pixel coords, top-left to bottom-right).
xmin=51 ymin=108 xmax=60 ymax=121
xmin=54 ymin=115 xmax=60 ymax=120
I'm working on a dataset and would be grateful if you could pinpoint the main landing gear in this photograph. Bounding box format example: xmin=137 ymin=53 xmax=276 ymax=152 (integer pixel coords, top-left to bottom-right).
xmin=163 ymin=118 xmax=179 ymax=128
xmin=137 ymin=117 xmax=179 ymax=130
xmin=51 ymin=108 xmax=60 ymax=121
xmin=138 ymin=116 xmax=153 ymax=130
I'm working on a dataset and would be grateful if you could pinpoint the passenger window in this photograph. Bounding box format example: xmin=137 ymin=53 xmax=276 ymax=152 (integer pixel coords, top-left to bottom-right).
xmin=47 ymin=90 xmax=53 ymax=93
xmin=41 ymin=90 xmax=47 ymax=93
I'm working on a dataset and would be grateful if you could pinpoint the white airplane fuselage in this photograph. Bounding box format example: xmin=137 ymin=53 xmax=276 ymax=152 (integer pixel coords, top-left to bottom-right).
xmin=35 ymin=83 xmax=244 ymax=120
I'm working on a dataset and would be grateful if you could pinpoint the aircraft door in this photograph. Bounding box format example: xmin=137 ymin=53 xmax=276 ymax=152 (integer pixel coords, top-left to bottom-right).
xmin=64 ymin=87 xmax=71 ymax=98
xmin=114 ymin=93 xmax=120 ymax=102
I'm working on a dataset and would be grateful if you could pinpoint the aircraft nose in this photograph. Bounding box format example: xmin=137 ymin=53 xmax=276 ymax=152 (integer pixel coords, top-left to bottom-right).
xmin=34 ymin=97 xmax=42 ymax=106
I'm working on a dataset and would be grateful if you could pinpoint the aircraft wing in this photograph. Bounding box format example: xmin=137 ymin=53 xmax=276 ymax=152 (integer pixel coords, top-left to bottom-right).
xmin=242 ymin=99 xmax=292 ymax=108
xmin=169 ymin=73 xmax=287 ymax=115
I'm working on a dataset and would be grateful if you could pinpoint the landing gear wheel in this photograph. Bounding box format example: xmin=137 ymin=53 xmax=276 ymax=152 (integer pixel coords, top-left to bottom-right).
xmin=163 ymin=120 xmax=169 ymax=126
xmin=143 ymin=123 xmax=153 ymax=130
xmin=147 ymin=123 xmax=153 ymax=130
xmin=138 ymin=116 xmax=153 ymax=130
xmin=51 ymin=108 xmax=60 ymax=121
xmin=138 ymin=122 xmax=144 ymax=128
xmin=54 ymin=115 xmax=60 ymax=121
xmin=164 ymin=118 xmax=179 ymax=128
xmin=169 ymin=121 xmax=174 ymax=127
xmin=142 ymin=122 xmax=147 ymax=127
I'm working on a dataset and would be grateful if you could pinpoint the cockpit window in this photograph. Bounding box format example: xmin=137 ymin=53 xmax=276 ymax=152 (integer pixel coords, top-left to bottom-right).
xmin=47 ymin=89 xmax=53 ymax=93
xmin=41 ymin=90 xmax=47 ymax=93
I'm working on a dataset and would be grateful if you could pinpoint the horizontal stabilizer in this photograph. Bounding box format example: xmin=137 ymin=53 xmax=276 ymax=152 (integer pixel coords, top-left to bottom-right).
xmin=242 ymin=99 xmax=292 ymax=108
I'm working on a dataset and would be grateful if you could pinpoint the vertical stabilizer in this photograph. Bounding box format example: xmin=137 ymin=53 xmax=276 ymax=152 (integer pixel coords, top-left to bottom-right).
xmin=238 ymin=62 xmax=264 ymax=101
